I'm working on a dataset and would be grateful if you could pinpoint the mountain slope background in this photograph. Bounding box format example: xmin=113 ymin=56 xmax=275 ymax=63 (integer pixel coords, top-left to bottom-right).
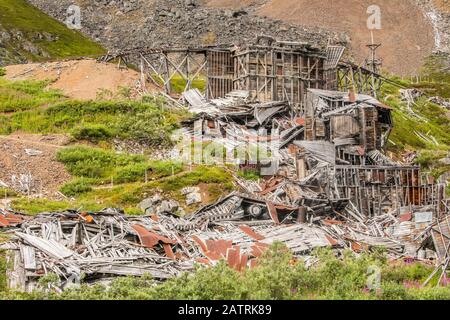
xmin=0 ymin=0 xmax=105 ymax=66
xmin=25 ymin=0 xmax=450 ymax=75
xmin=204 ymin=0 xmax=450 ymax=75
xmin=0 ymin=0 xmax=448 ymax=209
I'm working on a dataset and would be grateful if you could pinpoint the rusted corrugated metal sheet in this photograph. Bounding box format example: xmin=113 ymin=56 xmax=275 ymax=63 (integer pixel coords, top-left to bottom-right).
xmin=0 ymin=215 xmax=10 ymax=227
xmin=266 ymin=202 xmax=280 ymax=224
xmin=239 ymin=225 xmax=265 ymax=241
xmin=132 ymin=224 xmax=176 ymax=249
xmin=0 ymin=213 xmax=28 ymax=228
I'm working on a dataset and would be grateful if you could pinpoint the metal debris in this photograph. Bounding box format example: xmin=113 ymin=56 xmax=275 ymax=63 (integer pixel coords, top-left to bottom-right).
xmin=2 ymin=37 xmax=449 ymax=291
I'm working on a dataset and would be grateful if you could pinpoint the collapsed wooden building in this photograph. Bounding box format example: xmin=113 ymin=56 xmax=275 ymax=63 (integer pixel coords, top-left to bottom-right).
xmin=297 ymin=88 xmax=448 ymax=218
xmin=103 ymin=37 xmax=448 ymax=219
xmin=103 ymin=36 xmax=382 ymax=111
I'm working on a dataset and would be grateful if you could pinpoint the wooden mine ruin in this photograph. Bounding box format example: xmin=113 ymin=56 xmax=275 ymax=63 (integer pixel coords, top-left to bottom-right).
xmin=101 ymin=37 xmax=448 ymax=219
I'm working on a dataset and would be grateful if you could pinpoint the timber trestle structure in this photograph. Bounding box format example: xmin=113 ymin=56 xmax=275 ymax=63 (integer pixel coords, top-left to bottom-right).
xmin=100 ymin=39 xmax=387 ymax=109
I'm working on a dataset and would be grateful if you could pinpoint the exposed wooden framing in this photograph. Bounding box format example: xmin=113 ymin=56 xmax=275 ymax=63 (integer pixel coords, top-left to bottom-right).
xmin=334 ymin=166 xmax=448 ymax=217
xmin=100 ymin=43 xmax=386 ymax=104
xmin=336 ymin=64 xmax=383 ymax=97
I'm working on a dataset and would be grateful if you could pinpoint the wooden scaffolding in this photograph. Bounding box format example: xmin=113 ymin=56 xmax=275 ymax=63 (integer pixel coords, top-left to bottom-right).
xmin=335 ymin=166 xmax=448 ymax=217
xmin=100 ymin=39 xmax=385 ymax=104
xmin=231 ymin=42 xmax=328 ymax=111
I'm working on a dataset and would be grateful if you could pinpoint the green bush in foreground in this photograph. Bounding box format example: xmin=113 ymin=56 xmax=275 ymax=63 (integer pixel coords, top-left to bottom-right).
xmin=0 ymin=80 xmax=186 ymax=146
xmin=1 ymin=244 xmax=448 ymax=300
xmin=0 ymin=250 xmax=7 ymax=292
xmin=71 ymin=124 xmax=114 ymax=143
xmin=60 ymin=179 xmax=93 ymax=197
xmin=0 ymin=188 xmax=17 ymax=197
xmin=0 ymin=79 xmax=64 ymax=113
xmin=56 ymin=146 xmax=183 ymax=185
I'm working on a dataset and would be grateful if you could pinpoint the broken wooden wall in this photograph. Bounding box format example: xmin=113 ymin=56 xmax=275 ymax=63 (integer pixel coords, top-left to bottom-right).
xmin=334 ymin=166 xmax=447 ymax=217
xmin=232 ymin=45 xmax=326 ymax=111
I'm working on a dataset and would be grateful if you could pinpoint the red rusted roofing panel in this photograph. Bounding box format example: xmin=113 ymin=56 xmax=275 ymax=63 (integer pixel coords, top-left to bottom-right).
xmin=322 ymin=219 xmax=344 ymax=226
xmin=191 ymin=235 xmax=208 ymax=253
xmin=239 ymin=254 xmax=249 ymax=271
xmin=239 ymin=225 xmax=265 ymax=241
xmin=132 ymin=224 xmax=160 ymax=248
xmin=254 ymin=242 xmax=270 ymax=249
xmin=152 ymin=232 xmax=177 ymax=245
xmin=0 ymin=213 xmax=28 ymax=227
xmin=251 ymin=245 xmax=265 ymax=258
xmin=132 ymin=224 xmax=176 ymax=248
xmin=325 ymin=235 xmax=339 ymax=247
xmin=163 ymin=243 xmax=176 ymax=260
xmin=249 ymin=259 xmax=258 ymax=269
xmin=259 ymin=183 xmax=282 ymax=196
xmin=205 ymin=250 xmax=221 ymax=261
xmin=351 ymin=241 xmax=363 ymax=252
xmin=215 ymin=240 xmax=225 ymax=257
xmin=295 ymin=118 xmax=305 ymax=126
xmin=5 ymin=214 xmax=25 ymax=224
xmin=227 ymin=248 xmax=239 ymax=270
xmin=400 ymin=213 xmax=413 ymax=222
xmin=205 ymin=239 xmax=232 ymax=258
xmin=0 ymin=215 xmax=10 ymax=227
xmin=206 ymin=239 xmax=217 ymax=254
xmin=266 ymin=202 xmax=280 ymax=224
xmin=196 ymin=258 xmax=212 ymax=265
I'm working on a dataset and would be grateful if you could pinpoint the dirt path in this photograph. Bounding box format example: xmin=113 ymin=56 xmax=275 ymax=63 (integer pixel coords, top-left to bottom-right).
xmin=3 ymin=59 xmax=156 ymax=100
xmin=0 ymin=133 xmax=71 ymax=197
xmin=0 ymin=135 xmax=67 ymax=150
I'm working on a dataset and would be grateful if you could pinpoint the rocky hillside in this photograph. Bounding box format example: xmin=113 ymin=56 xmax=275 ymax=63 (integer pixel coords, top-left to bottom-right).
xmin=205 ymin=0 xmax=450 ymax=75
xmin=2 ymin=0 xmax=449 ymax=73
xmin=0 ymin=0 xmax=105 ymax=66
xmin=22 ymin=0 xmax=450 ymax=75
xmin=26 ymin=0 xmax=346 ymax=54
xmin=415 ymin=0 xmax=450 ymax=52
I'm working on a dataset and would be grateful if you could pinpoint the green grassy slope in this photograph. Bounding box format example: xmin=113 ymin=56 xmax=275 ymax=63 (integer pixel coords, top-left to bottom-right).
xmin=381 ymin=55 xmax=450 ymax=178
xmin=0 ymin=0 xmax=105 ymax=65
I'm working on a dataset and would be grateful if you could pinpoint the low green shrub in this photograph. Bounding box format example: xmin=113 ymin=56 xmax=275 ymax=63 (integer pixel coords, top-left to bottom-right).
xmin=0 ymin=79 xmax=64 ymax=113
xmin=0 ymin=80 xmax=186 ymax=147
xmin=60 ymin=179 xmax=93 ymax=197
xmin=71 ymin=124 xmax=114 ymax=143
xmin=57 ymin=146 xmax=183 ymax=185
xmin=147 ymin=166 xmax=233 ymax=193
xmin=114 ymin=110 xmax=179 ymax=147
xmin=237 ymin=169 xmax=261 ymax=181
xmin=415 ymin=150 xmax=448 ymax=168
xmin=0 ymin=250 xmax=7 ymax=292
xmin=1 ymin=245 xmax=445 ymax=300
xmin=0 ymin=188 xmax=17 ymax=197
xmin=114 ymin=163 xmax=151 ymax=184
xmin=57 ymin=146 xmax=115 ymax=178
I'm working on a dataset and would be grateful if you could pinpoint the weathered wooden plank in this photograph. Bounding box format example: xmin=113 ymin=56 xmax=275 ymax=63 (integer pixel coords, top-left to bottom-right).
xmin=21 ymin=245 xmax=37 ymax=270
xmin=15 ymin=232 xmax=74 ymax=260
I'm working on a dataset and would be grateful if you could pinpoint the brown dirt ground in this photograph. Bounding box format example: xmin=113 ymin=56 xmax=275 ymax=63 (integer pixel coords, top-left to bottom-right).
xmin=433 ymin=0 xmax=450 ymax=13
xmin=205 ymin=0 xmax=436 ymax=75
xmin=0 ymin=133 xmax=71 ymax=197
xmin=3 ymin=59 xmax=154 ymax=100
